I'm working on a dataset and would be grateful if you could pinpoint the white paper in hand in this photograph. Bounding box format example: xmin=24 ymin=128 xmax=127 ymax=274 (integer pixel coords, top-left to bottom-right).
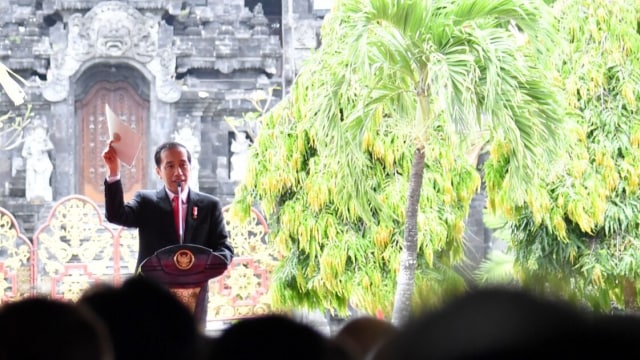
xmin=105 ymin=104 xmax=142 ymax=168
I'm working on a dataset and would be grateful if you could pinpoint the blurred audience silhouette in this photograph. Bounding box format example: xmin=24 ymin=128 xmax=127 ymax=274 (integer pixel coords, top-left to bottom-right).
xmin=372 ymin=286 xmax=640 ymax=359
xmin=78 ymin=275 xmax=206 ymax=360
xmin=4 ymin=284 xmax=640 ymax=360
xmin=0 ymin=296 xmax=113 ymax=360
xmin=210 ymin=313 xmax=353 ymax=360
xmin=333 ymin=315 xmax=399 ymax=360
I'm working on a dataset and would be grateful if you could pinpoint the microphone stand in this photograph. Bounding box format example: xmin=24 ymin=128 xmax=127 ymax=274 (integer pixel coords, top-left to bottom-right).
xmin=177 ymin=182 xmax=184 ymax=244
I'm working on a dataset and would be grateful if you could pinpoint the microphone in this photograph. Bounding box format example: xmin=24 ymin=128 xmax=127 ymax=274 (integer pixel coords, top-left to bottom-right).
xmin=177 ymin=182 xmax=184 ymax=244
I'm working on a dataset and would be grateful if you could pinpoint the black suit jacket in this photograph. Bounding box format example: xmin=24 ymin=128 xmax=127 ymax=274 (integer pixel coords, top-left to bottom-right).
xmin=104 ymin=179 xmax=234 ymax=269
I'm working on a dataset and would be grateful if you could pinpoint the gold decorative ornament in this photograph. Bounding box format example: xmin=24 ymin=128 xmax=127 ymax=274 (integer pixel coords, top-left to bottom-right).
xmin=1 ymin=196 xmax=277 ymax=324
xmin=174 ymin=249 xmax=195 ymax=270
xmin=170 ymin=287 xmax=201 ymax=313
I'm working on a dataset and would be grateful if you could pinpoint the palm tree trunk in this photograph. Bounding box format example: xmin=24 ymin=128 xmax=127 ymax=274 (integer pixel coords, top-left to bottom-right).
xmin=391 ymin=146 xmax=425 ymax=325
xmin=623 ymin=277 xmax=638 ymax=312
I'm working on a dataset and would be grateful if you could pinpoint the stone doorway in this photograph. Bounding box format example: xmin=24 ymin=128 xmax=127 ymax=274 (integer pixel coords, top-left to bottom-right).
xmin=76 ymin=81 xmax=148 ymax=204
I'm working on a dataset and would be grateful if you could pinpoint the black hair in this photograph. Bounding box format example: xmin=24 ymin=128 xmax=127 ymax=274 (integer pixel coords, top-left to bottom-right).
xmin=154 ymin=141 xmax=192 ymax=167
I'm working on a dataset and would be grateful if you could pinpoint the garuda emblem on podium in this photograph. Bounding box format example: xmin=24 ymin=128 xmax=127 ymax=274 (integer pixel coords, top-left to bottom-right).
xmin=174 ymin=249 xmax=195 ymax=270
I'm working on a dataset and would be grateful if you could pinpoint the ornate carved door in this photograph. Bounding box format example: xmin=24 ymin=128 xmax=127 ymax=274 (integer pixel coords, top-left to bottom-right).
xmin=77 ymin=81 xmax=147 ymax=204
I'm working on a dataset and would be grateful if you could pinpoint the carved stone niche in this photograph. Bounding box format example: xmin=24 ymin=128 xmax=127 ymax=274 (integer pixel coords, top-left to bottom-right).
xmin=43 ymin=1 xmax=181 ymax=103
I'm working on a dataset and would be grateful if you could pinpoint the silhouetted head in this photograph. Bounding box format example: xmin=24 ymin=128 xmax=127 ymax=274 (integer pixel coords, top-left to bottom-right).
xmin=379 ymin=287 xmax=590 ymax=360
xmin=78 ymin=276 xmax=201 ymax=360
xmin=212 ymin=314 xmax=347 ymax=360
xmin=0 ymin=297 xmax=113 ymax=360
xmin=333 ymin=316 xmax=398 ymax=360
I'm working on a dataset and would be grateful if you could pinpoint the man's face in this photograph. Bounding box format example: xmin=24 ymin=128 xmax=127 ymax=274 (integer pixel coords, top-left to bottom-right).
xmin=156 ymin=147 xmax=190 ymax=194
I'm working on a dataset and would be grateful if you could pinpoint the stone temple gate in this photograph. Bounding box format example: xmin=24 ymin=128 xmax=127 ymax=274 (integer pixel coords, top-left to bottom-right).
xmin=0 ymin=0 xmax=328 ymax=236
xmin=0 ymin=0 xmax=330 ymax=327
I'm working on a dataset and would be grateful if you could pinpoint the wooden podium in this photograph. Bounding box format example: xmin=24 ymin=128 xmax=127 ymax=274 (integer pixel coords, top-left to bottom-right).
xmin=138 ymin=244 xmax=229 ymax=325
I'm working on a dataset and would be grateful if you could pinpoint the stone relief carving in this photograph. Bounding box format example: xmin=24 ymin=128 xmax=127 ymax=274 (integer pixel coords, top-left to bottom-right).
xmin=147 ymin=47 xmax=181 ymax=103
xmin=68 ymin=3 xmax=157 ymax=62
xmin=67 ymin=14 xmax=95 ymax=61
xmin=43 ymin=50 xmax=69 ymax=102
xmin=230 ymin=131 xmax=251 ymax=182
xmin=43 ymin=1 xmax=181 ymax=103
xmin=21 ymin=117 xmax=54 ymax=203
xmin=295 ymin=20 xmax=319 ymax=49
xmin=250 ymin=4 xmax=270 ymax=37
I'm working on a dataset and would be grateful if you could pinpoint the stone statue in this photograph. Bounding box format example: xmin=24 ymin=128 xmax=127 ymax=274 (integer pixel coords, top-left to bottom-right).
xmin=21 ymin=120 xmax=54 ymax=202
xmin=230 ymin=131 xmax=251 ymax=181
xmin=172 ymin=116 xmax=200 ymax=191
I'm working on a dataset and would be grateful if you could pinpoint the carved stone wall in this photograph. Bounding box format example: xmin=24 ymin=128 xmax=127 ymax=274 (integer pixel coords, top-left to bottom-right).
xmin=0 ymin=0 xmax=327 ymax=238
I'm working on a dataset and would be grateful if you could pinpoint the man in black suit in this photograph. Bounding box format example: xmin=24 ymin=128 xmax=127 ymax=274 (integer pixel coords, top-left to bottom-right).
xmin=101 ymin=140 xmax=234 ymax=325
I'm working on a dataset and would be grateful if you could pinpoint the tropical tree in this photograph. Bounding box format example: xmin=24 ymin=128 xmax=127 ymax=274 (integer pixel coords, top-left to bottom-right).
xmin=232 ymin=0 xmax=568 ymax=325
xmin=485 ymin=0 xmax=640 ymax=311
xmin=337 ymin=0 xmax=571 ymax=324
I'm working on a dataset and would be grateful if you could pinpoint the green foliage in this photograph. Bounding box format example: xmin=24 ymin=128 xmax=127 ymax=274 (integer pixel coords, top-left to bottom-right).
xmin=233 ymin=91 xmax=479 ymax=316
xmin=233 ymin=0 xmax=570 ymax=319
xmin=474 ymin=250 xmax=517 ymax=285
xmin=488 ymin=0 xmax=640 ymax=310
xmin=232 ymin=0 xmax=573 ymax=321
